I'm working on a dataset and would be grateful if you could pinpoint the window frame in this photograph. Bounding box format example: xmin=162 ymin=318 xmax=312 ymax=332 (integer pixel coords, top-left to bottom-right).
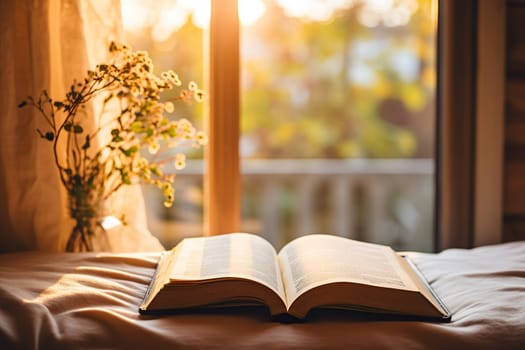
xmin=205 ymin=0 xmax=241 ymax=235
xmin=436 ymin=0 xmax=505 ymax=250
xmin=204 ymin=0 xmax=506 ymax=249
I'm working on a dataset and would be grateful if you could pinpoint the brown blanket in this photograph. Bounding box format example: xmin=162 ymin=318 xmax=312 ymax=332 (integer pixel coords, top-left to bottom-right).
xmin=0 ymin=242 xmax=524 ymax=349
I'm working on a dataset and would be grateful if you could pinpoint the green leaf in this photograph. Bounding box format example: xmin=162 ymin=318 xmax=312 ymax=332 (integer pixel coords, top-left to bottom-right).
xmin=167 ymin=126 xmax=177 ymax=137
xmin=82 ymin=135 xmax=90 ymax=150
xmin=119 ymin=169 xmax=131 ymax=185
xmin=73 ymin=125 xmax=83 ymax=133
xmin=119 ymin=147 xmax=131 ymax=156
xmin=36 ymin=129 xmax=54 ymax=141
xmin=53 ymin=101 xmax=64 ymax=108
xmin=130 ymin=122 xmax=143 ymax=133
xmin=111 ymin=128 xmax=119 ymax=136
xmin=64 ymin=123 xmax=72 ymax=132
xmin=150 ymin=165 xmax=160 ymax=176
xmin=87 ymin=175 xmax=95 ymax=189
xmin=121 ymin=145 xmax=139 ymax=156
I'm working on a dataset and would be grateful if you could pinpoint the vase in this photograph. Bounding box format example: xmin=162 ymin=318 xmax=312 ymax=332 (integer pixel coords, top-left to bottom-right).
xmin=65 ymin=199 xmax=112 ymax=252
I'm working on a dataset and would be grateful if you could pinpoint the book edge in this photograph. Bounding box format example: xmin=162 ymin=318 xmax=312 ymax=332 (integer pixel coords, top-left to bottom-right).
xmin=401 ymin=255 xmax=452 ymax=322
xmin=139 ymin=252 xmax=168 ymax=314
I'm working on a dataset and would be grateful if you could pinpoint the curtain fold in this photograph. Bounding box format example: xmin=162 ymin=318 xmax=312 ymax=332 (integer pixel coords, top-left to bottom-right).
xmin=0 ymin=0 xmax=163 ymax=253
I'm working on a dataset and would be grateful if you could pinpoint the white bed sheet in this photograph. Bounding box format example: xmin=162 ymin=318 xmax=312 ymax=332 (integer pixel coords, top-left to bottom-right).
xmin=0 ymin=241 xmax=524 ymax=349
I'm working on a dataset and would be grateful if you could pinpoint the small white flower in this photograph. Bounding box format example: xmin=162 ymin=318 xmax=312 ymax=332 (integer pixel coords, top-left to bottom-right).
xmin=194 ymin=89 xmax=207 ymax=102
xmin=196 ymin=131 xmax=208 ymax=145
xmin=164 ymin=102 xmax=174 ymax=113
xmin=188 ymin=81 xmax=198 ymax=91
xmin=148 ymin=142 xmax=160 ymax=154
xmin=174 ymin=153 xmax=186 ymax=170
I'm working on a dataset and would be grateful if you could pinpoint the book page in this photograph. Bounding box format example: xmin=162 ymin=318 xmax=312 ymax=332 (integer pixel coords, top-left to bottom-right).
xmin=169 ymin=233 xmax=285 ymax=299
xmin=278 ymin=234 xmax=418 ymax=306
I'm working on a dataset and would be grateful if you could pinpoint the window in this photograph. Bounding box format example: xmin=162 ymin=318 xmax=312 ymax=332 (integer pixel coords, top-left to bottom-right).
xmin=121 ymin=0 xmax=437 ymax=251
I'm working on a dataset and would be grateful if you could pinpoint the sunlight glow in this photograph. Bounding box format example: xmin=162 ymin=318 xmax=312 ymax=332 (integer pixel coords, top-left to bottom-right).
xmin=239 ymin=0 xmax=267 ymax=26
xmin=357 ymin=0 xmax=418 ymax=27
xmin=152 ymin=7 xmax=188 ymax=41
xmin=121 ymin=0 xmax=151 ymax=33
xmin=122 ymin=0 xmax=266 ymax=40
xmin=121 ymin=0 xmax=419 ymax=42
xmin=276 ymin=0 xmax=356 ymax=22
xmin=276 ymin=0 xmax=417 ymax=26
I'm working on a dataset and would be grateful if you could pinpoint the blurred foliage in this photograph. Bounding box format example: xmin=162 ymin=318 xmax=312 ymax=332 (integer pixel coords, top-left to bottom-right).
xmin=124 ymin=0 xmax=436 ymax=160
xmin=241 ymin=0 xmax=436 ymax=159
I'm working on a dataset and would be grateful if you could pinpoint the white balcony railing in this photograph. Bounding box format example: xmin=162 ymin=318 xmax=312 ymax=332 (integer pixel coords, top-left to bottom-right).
xmin=144 ymin=158 xmax=434 ymax=252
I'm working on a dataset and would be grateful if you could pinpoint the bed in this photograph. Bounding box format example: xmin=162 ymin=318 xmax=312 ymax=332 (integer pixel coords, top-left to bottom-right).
xmin=0 ymin=241 xmax=524 ymax=349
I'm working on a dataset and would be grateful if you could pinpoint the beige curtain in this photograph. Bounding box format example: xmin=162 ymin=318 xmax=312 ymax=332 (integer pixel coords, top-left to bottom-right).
xmin=0 ymin=0 xmax=163 ymax=252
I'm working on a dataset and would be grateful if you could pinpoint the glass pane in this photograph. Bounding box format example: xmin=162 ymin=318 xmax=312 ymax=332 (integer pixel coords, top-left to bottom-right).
xmin=240 ymin=0 xmax=436 ymax=251
xmin=121 ymin=0 xmax=207 ymax=249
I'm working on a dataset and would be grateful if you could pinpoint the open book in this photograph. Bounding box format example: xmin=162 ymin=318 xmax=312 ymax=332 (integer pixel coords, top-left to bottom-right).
xmin=139 ymin=233 xmax=451 ymax=321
